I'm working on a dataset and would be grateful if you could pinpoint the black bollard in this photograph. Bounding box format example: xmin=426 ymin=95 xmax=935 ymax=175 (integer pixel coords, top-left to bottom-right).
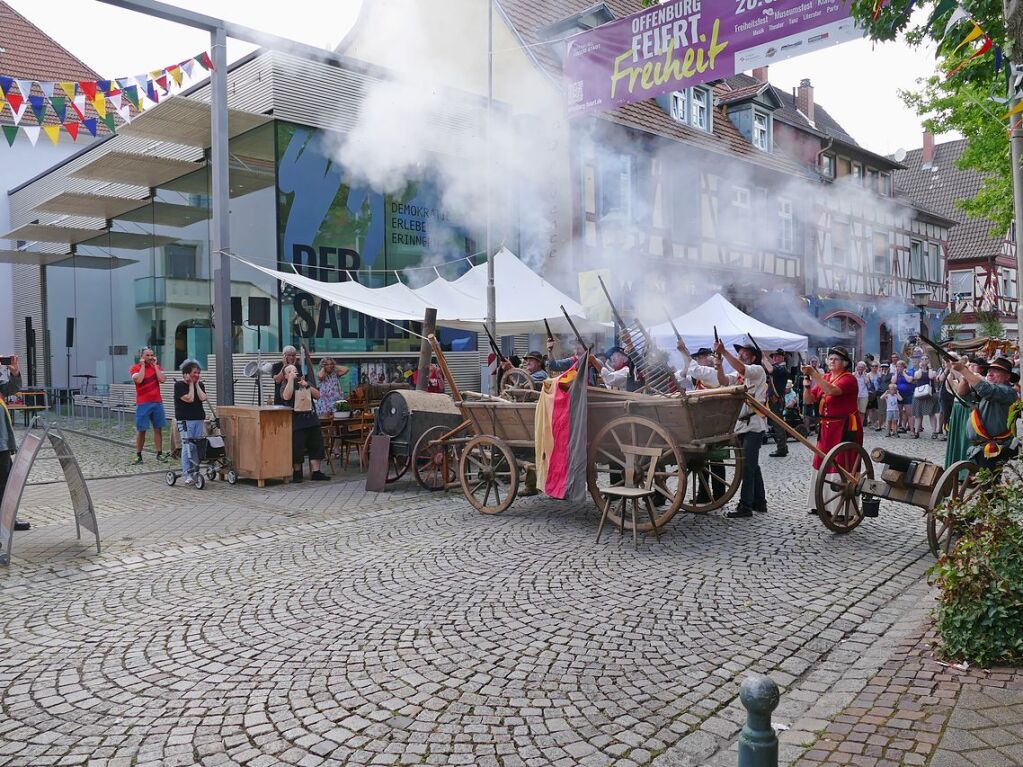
xmin=738 ymin=675 xmax=779 ymax=767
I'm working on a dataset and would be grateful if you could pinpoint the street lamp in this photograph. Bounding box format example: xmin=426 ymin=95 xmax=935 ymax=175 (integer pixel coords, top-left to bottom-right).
xmin=912 ymin=288 xmax=931 ymax=337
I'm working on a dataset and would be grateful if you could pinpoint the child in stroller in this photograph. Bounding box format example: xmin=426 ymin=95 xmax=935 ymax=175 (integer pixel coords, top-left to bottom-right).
xmin=166 ymin=359 xmax=236 ymax=489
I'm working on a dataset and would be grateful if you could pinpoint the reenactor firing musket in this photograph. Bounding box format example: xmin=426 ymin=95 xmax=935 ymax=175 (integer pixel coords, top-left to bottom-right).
xmin=482 ymin=323 xmax=505 ymax=366
xmin=544 ymin=318 xmax=554 ymax=345
xmin=912 ymin=331 xmax=960 ymax=365
xmin=663 ymin=306 xmax=682 ymax=342
xmin=558 ymin=306 xmax=604 ymax=380
xmin=595 ymin=275 xmax=673 ymax=392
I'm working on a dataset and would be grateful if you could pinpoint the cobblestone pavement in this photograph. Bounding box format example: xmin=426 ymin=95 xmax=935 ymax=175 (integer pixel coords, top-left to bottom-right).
xmin=1 ymin=429 xmax=954 ymax=766
xmin=790 ymin=623 xmax=1023 ymax=767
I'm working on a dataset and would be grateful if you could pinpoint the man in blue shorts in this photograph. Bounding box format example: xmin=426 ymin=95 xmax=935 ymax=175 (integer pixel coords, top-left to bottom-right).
xmin=130 ymin=347 xmax=168 ymax=464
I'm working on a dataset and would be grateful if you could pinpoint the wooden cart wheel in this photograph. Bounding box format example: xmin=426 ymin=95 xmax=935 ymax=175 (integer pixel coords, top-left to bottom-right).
xmin=459 ymin=435 xmax=519 ymax=514
xmin=362 ymin=433 xmax=409 ymax=484
xmin=412 ymin=425 xmax=459 ymax=491
xmin=927 ymin=460 xmax=979 ymax=558
xmin=680 ymin=441 xmax=743 ymax=513
xmin=814 ymin=442 xmax=872 ymax=533
xmin=587 ymin=416 xmax=686 ymax=532
xmin=499 ymin=369 xmax=536 ymax=396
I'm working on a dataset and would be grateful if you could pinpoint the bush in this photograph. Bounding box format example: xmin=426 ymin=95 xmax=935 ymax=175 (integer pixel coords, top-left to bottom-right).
xmin=931 ymin=469 xmax=1023 ymax=667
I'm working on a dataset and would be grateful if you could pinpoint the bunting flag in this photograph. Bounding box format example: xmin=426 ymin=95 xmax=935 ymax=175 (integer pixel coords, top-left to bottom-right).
xmin=950 ymin=21 xmax=985 ymax=55
xmin=534 ymin=360 xmax=590 ymax=502
xmin=947 ymin=26 xmax=992 ymax=78
xmin=1 ymin=49 xmax=212 ymax=147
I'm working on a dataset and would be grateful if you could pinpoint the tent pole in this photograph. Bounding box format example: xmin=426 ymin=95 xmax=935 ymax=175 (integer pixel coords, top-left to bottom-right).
xmin=485 ymin=0 xmax=496 ymax=373
xmin=416 ymin=308 xmax=437 ymax=391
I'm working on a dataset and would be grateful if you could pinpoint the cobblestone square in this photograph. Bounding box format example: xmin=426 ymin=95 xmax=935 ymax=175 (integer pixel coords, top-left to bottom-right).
xmin=1 ymin=429 xmax=950 ymax=765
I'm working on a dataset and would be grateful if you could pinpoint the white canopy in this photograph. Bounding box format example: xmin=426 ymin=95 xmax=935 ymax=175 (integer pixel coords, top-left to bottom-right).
xmin=649 ymin=293 xmax=808 ymax=356
xmin=237 ymin=247 xmax=604 ymax=336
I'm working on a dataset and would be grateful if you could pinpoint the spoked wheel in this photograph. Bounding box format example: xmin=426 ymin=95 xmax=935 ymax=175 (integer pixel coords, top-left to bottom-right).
xmin=927 ymin=460 xmax=979 ymax=557
xmin=814 ymin=442 xmax=872 ymax=533
xmin=459 ymin=435 xmax=518 ymax=514
xmin=362 ymin=434 xmax=409 ymax=483
xmin=679 ymin=441 xmax=743 ymax=513
xmin=587 ymin=416 xmax=685 ymax=532
xmin=499 ymin=369 xmax=536 ymax=397
xmin=412 ymin=425 xmax=459 ymax=491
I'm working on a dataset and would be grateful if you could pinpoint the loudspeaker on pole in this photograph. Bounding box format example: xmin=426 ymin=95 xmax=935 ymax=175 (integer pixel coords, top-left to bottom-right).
xmin=248 ymin=296 xmax=271 ymax=326
xmin=65 ymin=317 xmax=75 ymax=348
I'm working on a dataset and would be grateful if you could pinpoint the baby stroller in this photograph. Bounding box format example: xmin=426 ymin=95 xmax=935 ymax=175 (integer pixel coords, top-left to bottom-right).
xmin=166 ymin=410 xmax=237 ymax=489
xmin=783 ymin=402 xmax=809 ymax=440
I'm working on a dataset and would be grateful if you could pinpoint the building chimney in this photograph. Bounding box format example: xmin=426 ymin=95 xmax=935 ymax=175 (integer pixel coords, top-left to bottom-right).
xmin=922 ymin=130 xmax=935 ymax=166
xmin=796 ymin=78 xmax=814 ymax=123
xmin=753 ymin=66 xmax=769 ymax=82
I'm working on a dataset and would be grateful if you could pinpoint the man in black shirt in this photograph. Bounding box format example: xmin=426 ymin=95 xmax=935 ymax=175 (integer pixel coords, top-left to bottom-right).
xmin=768 ymin=349 xmax=790 ymax=457
xmin=174 ymin=360 xmax=208 ymax=484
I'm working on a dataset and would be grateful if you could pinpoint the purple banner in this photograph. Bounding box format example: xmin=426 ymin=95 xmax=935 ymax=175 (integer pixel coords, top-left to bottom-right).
xmin=563 ymin=0 xmax=859 ymax=116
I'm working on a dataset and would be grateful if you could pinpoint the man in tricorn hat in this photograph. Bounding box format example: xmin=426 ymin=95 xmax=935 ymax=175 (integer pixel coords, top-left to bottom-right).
xmin=675 ymin=339 xmax=719 ymax=390
xmin=713 ymin=336 xmax=769 ymax=518
xmin=950 ymin=355 xmax=1020 ymax=471
xmin=801 ymin=345 xmax=863 ymax=517
xmin=767 ymin=348 xmax=790 ymax=458
xmin=500 ymin=350 xmax=549 ymax=384
xmin=601 ymin=346 xmax=633 ymax=390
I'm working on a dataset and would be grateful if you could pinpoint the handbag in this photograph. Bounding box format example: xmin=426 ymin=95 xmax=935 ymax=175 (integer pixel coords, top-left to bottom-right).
xmin=914 ymin=383 xmax=932 ymax=398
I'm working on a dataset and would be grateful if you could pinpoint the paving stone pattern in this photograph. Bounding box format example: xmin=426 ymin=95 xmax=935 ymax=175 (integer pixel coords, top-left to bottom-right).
xmin=791 ymin=625 xmax=1023 ymax=767
xmin=0 ymin=431 xmax=950 ymax=766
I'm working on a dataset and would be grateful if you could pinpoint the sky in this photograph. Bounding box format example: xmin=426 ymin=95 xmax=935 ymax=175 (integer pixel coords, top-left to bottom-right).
xmin=8 ymin=0 xmax=945 ymax=156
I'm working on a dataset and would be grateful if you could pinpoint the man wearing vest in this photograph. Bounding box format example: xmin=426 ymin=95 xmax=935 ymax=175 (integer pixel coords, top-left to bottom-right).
xmin=676 ymin=340 xmax=719 ymax=390
xmin=950 ymin=356 xmax=1019 ymax=472
xmin=1 ymin=355 xmax=30 ymax=531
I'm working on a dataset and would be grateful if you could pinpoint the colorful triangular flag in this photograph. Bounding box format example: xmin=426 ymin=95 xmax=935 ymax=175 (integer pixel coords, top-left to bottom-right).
xmin=109 ymin=92 xmax=122 ymax=111
xmin=2 ymin=124 xmax=18 ymax=147
xmin=166 ymin=65 xmax=183 ymax=87
xmin=101 ymin=112 xmax=117 ymax=134
xmin=7 ymin=93 xmax=26 ymax=125
xmin=123 ymin=85 xmax=140 ymax=110
xmin=92 ymin=93 xmax=107 ymax=119
xmin=951 ymin=22 xmax=985 ymax=55
xmin=22 ymin=126 xmax=40 ymax=146
xmin=0 ymin=76 xmax=13 ymax=97
xmin=116 ymin=77 xmax=132 ymax=90
xmin=146 ymin=80 xmax=159 ymax=104
xmin=945 ymin=5 xmax=972 ymax=33
xmin=96 ymin=79 xmax=111 ymax=95
xmin=117 ymin=104 xmax=133 ymax=124
xmin=948 ymin=34 xmax=992 ymax=78
xmin=71 ymin=93 xmax=86 ymax=120
xmin=82 ymin=118 xmax=98 ymax=137
xmin=59 ymin=81 xmax=77 ymax=101
xmin=39 ymin=81 xmax=55 ymax=99
xmin=195 ymin=52 xmax=214 ymax=71
xmin=156 ymin=74 xmax=169 ymax=94
xmin=15 ymin=79 xmax=33 ymax=97
xmin=180 ymin=59 xmax=195 ymax=78
xmin=42 ymin=124 xmax=61 ymax=145
xmin=79 ymin=80 xmax=98 ymax=101
xmin=65 ymin=121 xmax=80 ymax=141
xmin=28 ymin=95 xmax=47 ymax=123
xmin=49 ymin=95 xmax=67 ymax=124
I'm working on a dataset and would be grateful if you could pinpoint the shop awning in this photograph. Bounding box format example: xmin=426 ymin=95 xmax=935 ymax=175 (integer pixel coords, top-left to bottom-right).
xmin=78 ymin=231 xmax=179 ymax=250
xmin=115 ymin=96 xmax=271 ymax=148
xmin=69 ymin=151 xmax=204 ymax=187
xmin=0 ymin=249 xmax=137 ymax=269
xmin=236 ymin=247 xmax=606 ymax=336
xmin=117 ymin=201 xmax=211 ymax=228
xmin=2 ymin=223 xmax=105 ymax=244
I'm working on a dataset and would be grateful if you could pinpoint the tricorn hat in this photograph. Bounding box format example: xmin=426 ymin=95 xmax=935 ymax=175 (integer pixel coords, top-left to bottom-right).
xmin=733 ymin=341 xmax=763 ymax=365
xmin=605 ymin=345 xmax=626 ymax=358
xmin=692 ymin=347 xmax=714 ymax=358
xmin=987 ymin=356 xmax=1019 ymax=383
xmin=827 ymin=346 xmax=852 ymax=365
xmin=523 ymin=350 xmax=544 ymax=363
xmin=771 ymin=348 xmax=786 ymax=357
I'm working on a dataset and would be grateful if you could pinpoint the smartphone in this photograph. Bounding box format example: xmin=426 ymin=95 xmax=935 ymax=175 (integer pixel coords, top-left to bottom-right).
xmin=0 ymin=356 xmax=11 ymax=366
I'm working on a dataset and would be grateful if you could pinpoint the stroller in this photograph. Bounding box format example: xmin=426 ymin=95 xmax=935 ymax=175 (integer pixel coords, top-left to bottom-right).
xmin=166 ymin=407 xmax=237 ymax=489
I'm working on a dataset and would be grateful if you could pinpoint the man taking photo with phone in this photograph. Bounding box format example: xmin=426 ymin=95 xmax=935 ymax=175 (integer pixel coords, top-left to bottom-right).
xmin=130 ymin=347 xmax=168 ymax=464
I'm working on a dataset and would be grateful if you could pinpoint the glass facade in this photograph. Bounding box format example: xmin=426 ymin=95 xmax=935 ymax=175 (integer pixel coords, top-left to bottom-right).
xmin=46 ymin=119 xmax=479 ymax=390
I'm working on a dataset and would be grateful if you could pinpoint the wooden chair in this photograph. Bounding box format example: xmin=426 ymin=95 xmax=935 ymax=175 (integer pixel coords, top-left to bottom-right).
xmin=596 ymin=445 xmax=664 ymax=547
xmin=319 ymin=414 xmax=335 ymax=474
xmin=337 ymin=412 xmax=372 ymax=470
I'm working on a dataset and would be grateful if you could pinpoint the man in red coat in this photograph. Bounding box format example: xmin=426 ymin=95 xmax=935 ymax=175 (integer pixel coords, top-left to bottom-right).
xmin=801 ymin=346 xmax=864 ymax=516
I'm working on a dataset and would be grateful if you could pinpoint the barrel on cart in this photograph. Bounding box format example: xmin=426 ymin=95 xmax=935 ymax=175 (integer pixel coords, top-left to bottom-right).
xmin=366 ymin=390 xmax=463 ymax=483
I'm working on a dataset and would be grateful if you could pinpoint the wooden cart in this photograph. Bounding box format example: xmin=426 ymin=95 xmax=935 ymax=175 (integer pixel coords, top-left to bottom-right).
xmin=745 ymin=396 xmax=979 ymax=557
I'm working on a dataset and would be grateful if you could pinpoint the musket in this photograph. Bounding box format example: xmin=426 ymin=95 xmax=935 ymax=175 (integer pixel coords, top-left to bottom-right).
xmin=663 ymin=305 xmax=682 ymax=342
xmin=597 ymin=275 xmax=629 ymax=332
xmin=543 ymin=318 xmax=554 ymax=342
xmin=559 ymin=305 xmax=603 ymax=379
xmin=482 ymin=323 xmax=505 ymax=364
xmin=713 ymin=325 xmax=720 ymax=346
xmin=747 ymin=333 xmax=764 ymax=359
xmin=914 ymin=331 xmax=959 ymax=364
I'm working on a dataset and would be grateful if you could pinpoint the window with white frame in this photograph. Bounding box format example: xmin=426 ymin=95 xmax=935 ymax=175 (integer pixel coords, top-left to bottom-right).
xmin=852 ymin=162 xmax=863 ymax=183
xmin=670 ymin=91 xmax=687 ymax=123
xmin=778 ymin=198 xmax=794 ymax=251
xmin=752 ymin=110 xmax=771 ymax=151
xmin=1002 ymin=269 xmax=1017 ymax=299
xmin=879 ymin=172 xmax=892 ymax=197
xmin=949 ymin=270 xmax=973 ymax=301
xmin=821 ymin=154 xmax=835 ymax=178
xmin=872 ymin=231 xmax=889 ymax=273
xmin=927 ymin=242 xmax=942 ymax=283
xmin=910 ymin=239 xmax=924 ymax=280
xmin=732 ymin=185 xmax=751 ymax=209
xmin=832 ymin=221 xmax=849 ymax=265
xmin=690 ymin=87 xmax=711 ymax=131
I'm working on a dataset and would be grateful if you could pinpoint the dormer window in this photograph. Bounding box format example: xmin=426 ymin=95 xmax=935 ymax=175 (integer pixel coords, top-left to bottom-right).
xmin=752 ymin=109 xmax=771 ymax=151
xmin=821 ymin=154 xmax=836 ymax=178
xmin=670 ymin=91 xmax=687 ymax=123
xmin=691 ymin=87 xmax=711 ymax=131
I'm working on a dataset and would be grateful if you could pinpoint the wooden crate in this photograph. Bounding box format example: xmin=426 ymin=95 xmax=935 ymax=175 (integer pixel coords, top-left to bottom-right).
xmin=218 ymin=406 xmax=294 ymax=487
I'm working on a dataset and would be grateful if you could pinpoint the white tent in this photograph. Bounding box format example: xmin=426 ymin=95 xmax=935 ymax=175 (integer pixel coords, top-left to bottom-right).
xmin=649 ymin=293 xmax=808 ymax=356
xmin=237 ymin=247 xmax=605 ymax=336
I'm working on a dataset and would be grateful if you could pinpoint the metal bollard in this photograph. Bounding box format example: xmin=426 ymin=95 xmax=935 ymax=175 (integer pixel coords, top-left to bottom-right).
xmin=738 ymin=675 xmax=779 ymax=767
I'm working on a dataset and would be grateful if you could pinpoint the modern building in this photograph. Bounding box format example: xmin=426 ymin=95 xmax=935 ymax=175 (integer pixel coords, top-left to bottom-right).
xmin=895 ymin=134 xmax=1018 ymax=340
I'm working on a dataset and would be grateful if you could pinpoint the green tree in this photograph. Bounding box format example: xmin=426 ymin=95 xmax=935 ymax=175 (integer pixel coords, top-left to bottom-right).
xmin=851 ymin=0 xmax=1018 ymax=230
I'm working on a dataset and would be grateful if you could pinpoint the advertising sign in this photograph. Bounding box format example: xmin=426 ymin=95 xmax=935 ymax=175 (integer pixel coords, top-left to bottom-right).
xmin=564 ymin=0 xmax=860 ymax=116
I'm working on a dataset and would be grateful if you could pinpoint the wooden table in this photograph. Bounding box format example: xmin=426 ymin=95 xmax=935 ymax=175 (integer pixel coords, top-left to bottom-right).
xmin=218 ymin=406 xmax=293 ymax=486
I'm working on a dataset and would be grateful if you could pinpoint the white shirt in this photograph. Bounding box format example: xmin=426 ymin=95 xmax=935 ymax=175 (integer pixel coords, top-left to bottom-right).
xmin=677 ymin=357 xmax=720 ymax=389
xmin=602 ymin=364 xmax=630 ymax=390
xmin=728 ymin=364 xmax=767 ymax=434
